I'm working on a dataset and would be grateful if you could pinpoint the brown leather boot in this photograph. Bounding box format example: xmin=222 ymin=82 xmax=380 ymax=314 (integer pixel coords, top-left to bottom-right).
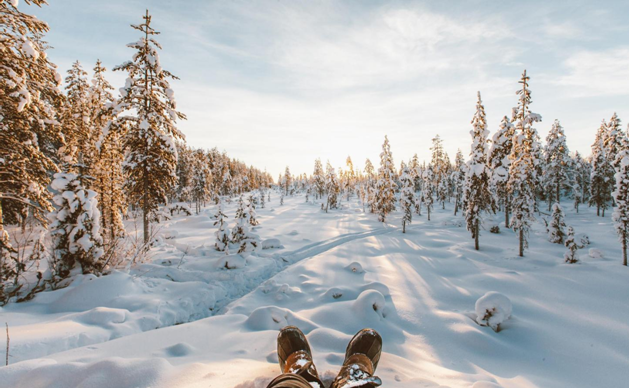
xmin=330 ymin=328 xmax=383 ymax=388
xmin=276 ymin=326 xmax=324 ymax=386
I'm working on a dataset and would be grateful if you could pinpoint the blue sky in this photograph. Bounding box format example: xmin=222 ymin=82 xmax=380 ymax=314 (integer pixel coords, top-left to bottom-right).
xmin=28 ymin=0 xmax=629 ymax=177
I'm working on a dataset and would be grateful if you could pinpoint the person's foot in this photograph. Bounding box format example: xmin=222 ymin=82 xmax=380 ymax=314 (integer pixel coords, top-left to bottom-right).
xmin=277 ymin=326 xmax=323 ymax=385
xmin=330 ymin=328 xmax=383 ymax=388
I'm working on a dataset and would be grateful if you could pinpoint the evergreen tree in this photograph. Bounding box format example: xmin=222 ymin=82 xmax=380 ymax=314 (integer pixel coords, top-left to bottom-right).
xmin=564 ymin=226 xmax=579 ymax=264
xmin=112 ymin=10 xmax=186 ymax=244
xmin=283 ymin=166 xmax=292 ymax=196
xmin=399 ymin=166 xmax=415 ymax=233
xmin=489 ymin=116 xmax=515 ymax=226
xmin=325 ymin=161 xmax=340 ymax=212
xmin=345 ymin=156 xmax=355 ymax=199
xmin=375 ymin=136 xmax=397 ymax=222
xmin=452 ymin=149 xmax=466 ymax=216
xmin=213 ymin=200 xmax=230 ymax=252
xmin=230 ymin=195 xmax=258 ymax=255
xmin=1 ymin=0 xmax=63 ymax=268
xmin=605 ymin=112 xmax=624 ymax=169
xmin=547 ymin=203 xmax=566 ymax=244
xmin=247 ymin=193 xmax=258 ymax=226
xmin=463 ymin=92 xmax=496 ymax=250
xmin=543 ymin=120 xmax=570 ymax=210
xmin=612 ymin=145 xmax=629 ymax=266
xmin=60 ymin=61 xmax=92 ymax=171
xmin=507 ymin=70 xmax=542 ymax=257
xmin=590 ymin=124 xmax=613 ymax=217
xmin=313 ymin=158 xmax=325 ymax=200
xmin=91 ymin=60 xmax=126 ymax=246
xmin=48 ymin=170 xmax=104 ymax=282
xmin=191 ymin=149 xmax=211 ymax=214
xmin=431 ymin=135 xmax=448 ymax=209
xmin=422 ymin=164 xmax=435 ymax=221
xmin=572 ymin=151 xmax=590 ymax=213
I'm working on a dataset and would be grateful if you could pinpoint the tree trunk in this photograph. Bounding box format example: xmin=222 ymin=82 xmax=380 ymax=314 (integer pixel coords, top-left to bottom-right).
xmin=597 ymin=205 xmax=600 ymax=216
xmin=556 ymin=184 xmax=560 ymax=204
xmin=427 ymin=207 xmax=431 ymax=221
xmin=454 ymin=197 xmax=459 ymax=216
xmin=474 ymin=219 xmax=479 ymax=251
xmin=143 ymin=170 xmax=149 ymax=245
xmin=519 ymin=229 xmax=524 ymax=257
xmin=505 ymin=202 xmax=510 ymax=228
xmin=623 ymin=231 xmax=627 ymax=266
xmin=403 ymin=221 xmax=406 ymax=233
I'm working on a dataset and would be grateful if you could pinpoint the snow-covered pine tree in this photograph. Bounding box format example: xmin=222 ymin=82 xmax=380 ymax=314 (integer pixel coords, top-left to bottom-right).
xmin=313 ymin=159 xmax=325 ymax=200
xmin=547 ymin=203 xmax=566 ymax=244
xmin=507 ymin=70 xmax=542 ymax=257
xmin=112 ymin=10 xmax=186 ymax=244
xmin=90 ymin=60 xmax=126 ymax=246
xmin=345 ymin=156 xmax=355 ymax=200
xmin=230 ymin=195 xmax=258 ymax=255
xmin=283 ymin=166 xmax=292 ymax=196
xmin=364 ymin=159 xmax=376 ymax=213
xmin=564 ymin=226 xmax=579 ymax=264
xmin=572 ymin=151 xmax=590 ymax=208
xmin=48 ymin=170 xmax=104 ymax=282
xmin=431 ymin=135 xmax=449 ymax=209
xmin=247 ymin=194 xmax=258 ymax=226
xmin=1 ymin=0 xmax=63 ymax=269
xmin=422 ymin=164 xmax=434 ymax=221
xmin=399 ymin=166 xmax=415 ymax=233
xmin=612 ymin=145 xmax=629 ymax=266
xmin=463 ymin=92 xmax=496 ymax=250
xmin=191 ymin=149 xmax=211 ymax=214
xmin=213 ymin=200 xmax=230 ymax=252
xmin=375 ymin=136 xmax=397 ymax=222
xmin=325 ymin=161 xmax=340 ymax=212
xmin=60 ymin=61 xmax=92 ymax=172
xmin=259 ymin=188 xmax=266 ymax=209
xmin=590 ymin=124 xmax=613 ymax=217
xmin=543 ymin=120 xmax=570 ymax=210
xmin=452 ymin=149 xmax=466 ymax=216
xmin=488 ymin=116 xmax=515 ymax=225
xmin=606 ymin=113 xmax=624 ymax=169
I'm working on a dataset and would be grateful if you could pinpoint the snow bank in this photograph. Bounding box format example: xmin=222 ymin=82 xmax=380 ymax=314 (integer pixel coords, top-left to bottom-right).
xmin=244 ymin=306 xmax=316 ymax=331
xmin=588 ymin=248 xmax=604 ymax=259
xmin=475 ymin=291 xmax=512 ymax=331
xmin=261 ymin=238 xmax=283 ymax=249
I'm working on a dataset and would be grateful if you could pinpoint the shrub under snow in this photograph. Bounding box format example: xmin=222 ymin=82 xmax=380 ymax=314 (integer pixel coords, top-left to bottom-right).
xmin=475 ymin=291 xmax=512 ymax=332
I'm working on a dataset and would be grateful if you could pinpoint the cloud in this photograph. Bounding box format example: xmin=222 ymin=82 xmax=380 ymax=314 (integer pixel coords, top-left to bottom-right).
xmin=556 ymin=47 xmax=629 ymax=96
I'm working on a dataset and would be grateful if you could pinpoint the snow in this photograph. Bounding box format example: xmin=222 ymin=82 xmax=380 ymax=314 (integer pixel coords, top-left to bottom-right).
xmin=2 ymin=195 xmax=629 ymax=387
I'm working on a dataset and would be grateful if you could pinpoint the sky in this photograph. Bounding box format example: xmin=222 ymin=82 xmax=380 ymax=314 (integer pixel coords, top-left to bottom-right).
xmin=27 ymin=0 xmax=629 ymax=178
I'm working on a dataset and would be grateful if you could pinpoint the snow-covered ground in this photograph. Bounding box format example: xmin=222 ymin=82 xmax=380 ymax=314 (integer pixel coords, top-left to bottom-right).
xmin=1 ymin=194 xmax=628 ymax=388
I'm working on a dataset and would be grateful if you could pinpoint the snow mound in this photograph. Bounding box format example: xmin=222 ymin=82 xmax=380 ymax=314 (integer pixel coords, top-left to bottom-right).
xmin=589 ymin=248 xmax=604 ymax=259
xmin=74 ymin=307 xmax=128 ymax=328
xmin=260 ymin=279 xmax=301 ymax=301
xmin=160 ymin=229 xmax=179 ymax=239
xmin=475 ymin=291 xmax=512 ymax=332
xmin=163 ymin=342 xmax=194 ymax=357
xmin=288 ymin=230 xmax=299 ymax=236
xmin=244 ymin=306 xmax=316 ymax=331
xmin=261 ymin=238 xmax=283 ymax=249
xmin=215 ymin=254 xmax=247 ymax=269
xmin=345 ymin=262 xmax=365 ymax=273
xmin=352 ymin=290 xmax=387 ymax=320
xmin=472 ymin=382 xmax=503 ymax=388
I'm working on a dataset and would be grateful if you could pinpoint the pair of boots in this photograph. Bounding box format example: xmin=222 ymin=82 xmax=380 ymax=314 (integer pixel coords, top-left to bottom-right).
xmin=267 ymin=326 xmax=383 ymax=388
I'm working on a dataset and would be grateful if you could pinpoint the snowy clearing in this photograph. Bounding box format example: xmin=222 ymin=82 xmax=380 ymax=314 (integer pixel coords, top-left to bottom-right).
xmin=2 ymin=195 xmax=628 ymax=388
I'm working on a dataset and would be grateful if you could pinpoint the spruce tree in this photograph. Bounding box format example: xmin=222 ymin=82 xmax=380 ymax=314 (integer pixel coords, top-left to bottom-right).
xmin=230 ymin=195 xmax=258 ymax=255
xmin=91 ymin=60 xmax=126 ymax=246
xmin=60 ymin=61 xmax=92 ymax=171
xmin=48 ymin=170 xmax=104 ymax=281
xmin=247 ymin=194 xmax=259 ymax=226
xmin=325 ymin=161 xmax=340 ymax=212
xmin=572 ymin=151 xmax=590 ymax=209
xmin=191 ymin=149 xmax=211 ymax=214
xmin=283 ymin=166 xmax=292 ymax=196
xmin=422 ymin=164 xmax=435 ymax=221
xmin=590 ymin=125 xmax=613 ymax=217
xmin=543 ymin=120 xmax=570 ymax=210
xmin=564 ymin=226 xmax=579 ymax=264
xmin=399 ymin=166 xmax=415 ymax=233
xmin=375 ymin=136 xmax=397 ymax=222
xmin=313 ymin=159 xmax=325 ymax=200
xmin=488 ymin=116 xmax=515 ymax=226
xmin=1 ymin=0 xmax=63 ymax=257
xmin=463 ymin=92 xmax=496 ymax=250
xmin=112 ymin=10 xmax=186 ymax=244
xmin=507 ymin=70 xmax=542 ymax=257
xmin=452 ymin=149 xmax=466 ymax=216
xmin=213 ymin=200 xmax=230 ymax=252
xmin=612 ymin=145 xmax=629 ymax=266
xmin=547 ymin=203 xmax=566 ymax=244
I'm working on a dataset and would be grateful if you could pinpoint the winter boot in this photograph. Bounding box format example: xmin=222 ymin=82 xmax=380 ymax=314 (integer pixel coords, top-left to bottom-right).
xmin=330 ymin=328 xmax=383 ymax=388
xmin=276 ymin=326 xmax=324 ymax=386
